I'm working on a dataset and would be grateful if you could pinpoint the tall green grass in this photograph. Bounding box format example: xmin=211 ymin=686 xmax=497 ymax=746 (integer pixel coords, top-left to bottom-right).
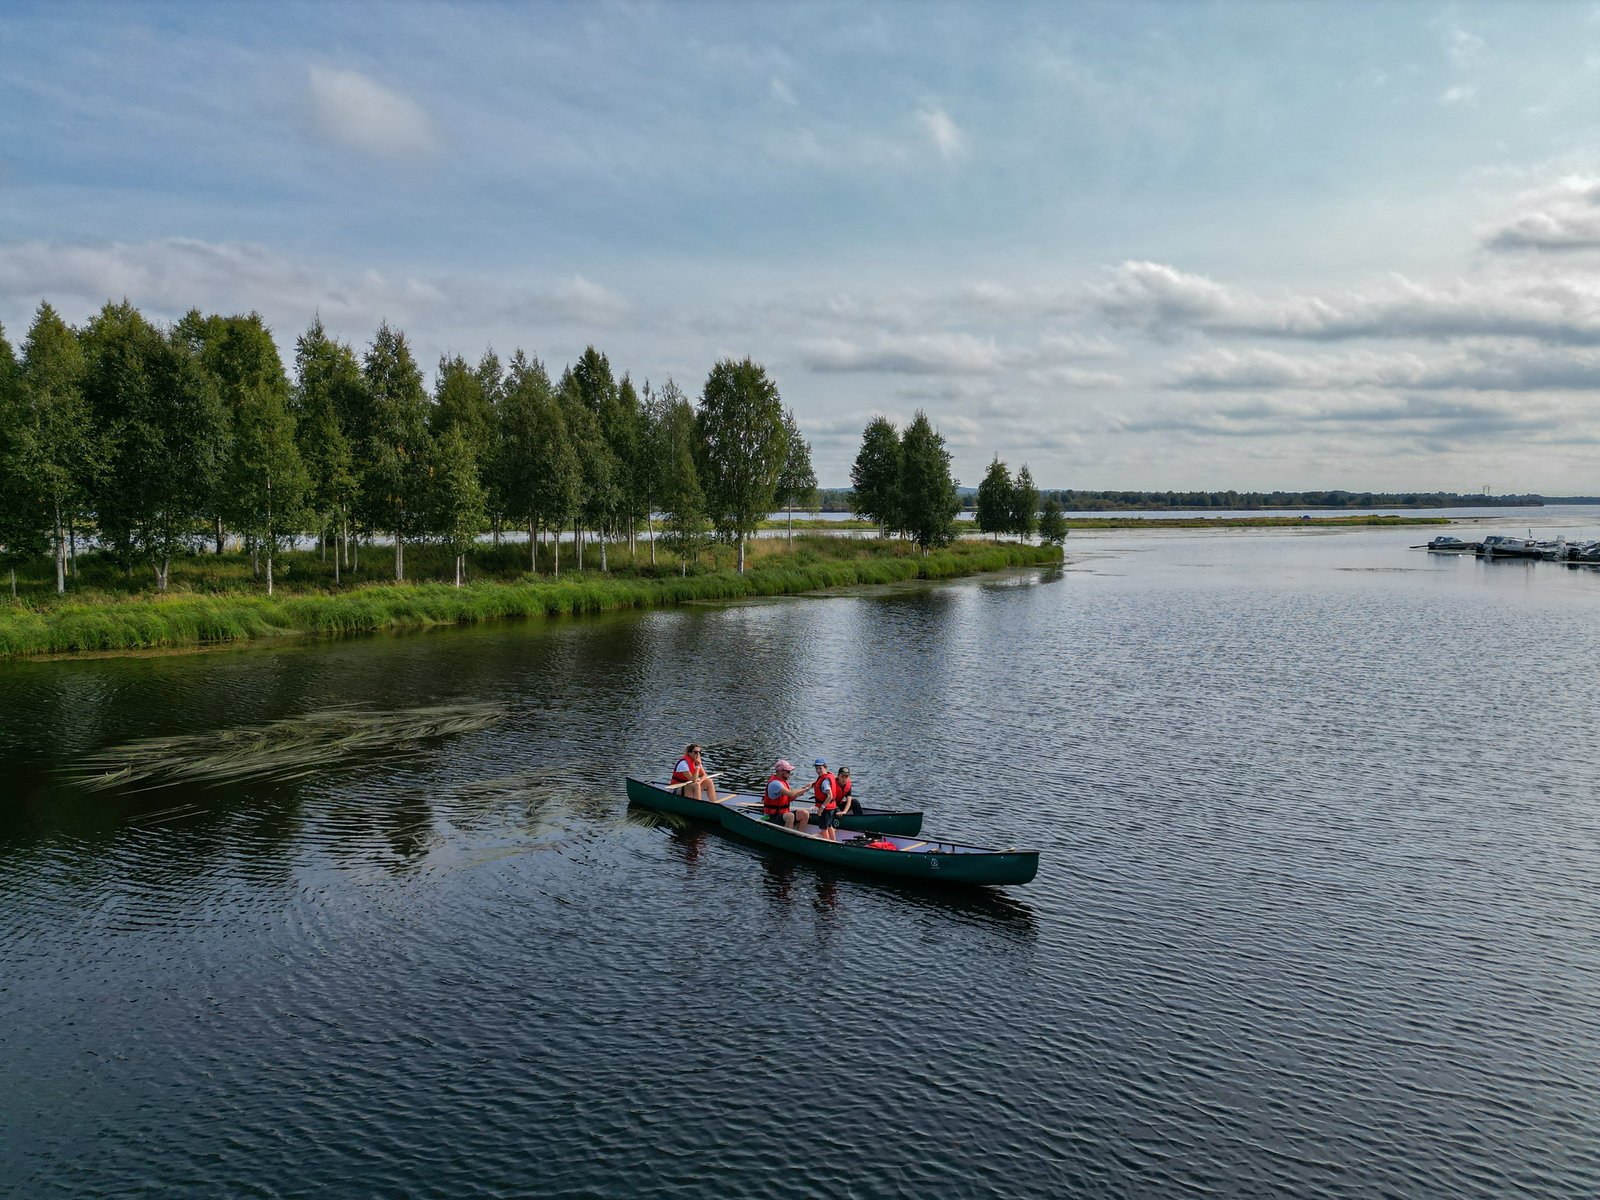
xmin=0 ymin=541 xmax=1061 ymax=657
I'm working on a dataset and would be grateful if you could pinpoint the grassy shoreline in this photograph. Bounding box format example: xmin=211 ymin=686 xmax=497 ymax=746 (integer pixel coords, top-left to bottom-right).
xmin=0 ymin=540 xmax=1062 ymax=659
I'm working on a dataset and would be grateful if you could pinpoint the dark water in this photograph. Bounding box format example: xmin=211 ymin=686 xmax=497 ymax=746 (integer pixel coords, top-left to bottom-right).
xmin=4 ymin=528 xmax=1600 ymax=1198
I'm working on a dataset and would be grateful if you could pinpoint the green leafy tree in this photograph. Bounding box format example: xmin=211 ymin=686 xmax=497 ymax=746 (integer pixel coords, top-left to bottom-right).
xmin=359 ymin=322 xmax=431 ymax=582
xmin=1011 ymin=464 xmax=1039 ymax=542
xmin=558 ymin=365 xmax=618 ymax=571
xmin=193 ymin=313 xmax=307 ymax=590
xmin=775 ymin=408 xmax=817 ymax=549
xmin=611 ymin=373 xmax=645 ymax=559
xmin=172 ymin=309 xmax=235 ymax=553
xmin=898 ymin=410 xmax=960 ymax=552
xmin=1038 ymin=497 xmax=1068 ymax=546
xmin=976 ymin=455 xmax=1014 ymax=543
xmin=498 ymin=351 xmax=578 ymax=573
xmin=80 ymin=303 xmax=227 ymax=588
xmin=474 ymin=350 xmax=506 ymax=542
xmin=851 ymin=416 xmax=902 ymax=537
xmin=292 ymin=317 xmax=361 ymax=582
xmin=695 ymin=357 xmax=787 ymax=573
xmin=17 ymin=303 xmax=88 ymax=593
xmin=657 ymin=390 xmax=708 ymax=574
xmin=430 ymin=426 xmax=487 ymax=586
xmin=0 ymin=322 xmax=48 ymax=596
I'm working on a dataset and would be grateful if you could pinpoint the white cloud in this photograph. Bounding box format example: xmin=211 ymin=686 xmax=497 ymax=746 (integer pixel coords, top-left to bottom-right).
xmin=1482 ymin=177 xmax=1600 ymax=251
xmin=1443 ymin=24 xmax=1486 ymax=69
xmin=0 ymin=238 xmax=628 ymax=360
xmin=1441 ymin=85 xmax=1477 ymax=105
xmin=1094 ymin=259 xmax=1600 ymax=345
xmin=1172 ymin=344 xmax=1600 ymax=392
xmin=916 ymin=102 xmax=965 ymax=160
xmin=800 ymin=331 xmax=1002 ymax=374
xmin=307 ymin=66 xmax=437 ymax=159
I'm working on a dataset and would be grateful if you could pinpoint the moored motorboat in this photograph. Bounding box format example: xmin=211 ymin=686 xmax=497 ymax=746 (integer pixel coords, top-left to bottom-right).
xmin=1477 ymin=534 xmax=1541 ymax=558
xmin=1425 ymin=535 xmax=1478 ymax=552
xmin=717 ymin=807 xmax=1039 ymax=886
xmin=624 ymin=776 xmax=924 ymax=836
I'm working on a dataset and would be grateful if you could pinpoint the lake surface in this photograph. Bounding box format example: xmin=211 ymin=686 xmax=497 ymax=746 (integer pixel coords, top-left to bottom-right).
xmin=4 ymin=527 xmax=1600 ymax=1198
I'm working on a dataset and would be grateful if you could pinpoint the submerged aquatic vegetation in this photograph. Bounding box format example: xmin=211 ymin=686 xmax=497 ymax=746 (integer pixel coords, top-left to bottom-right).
xmin=70 ymin=702 xmax=504 ymax=793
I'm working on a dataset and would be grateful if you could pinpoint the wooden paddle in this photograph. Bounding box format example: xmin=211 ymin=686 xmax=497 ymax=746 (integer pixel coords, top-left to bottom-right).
xmin=661 ymin=771 xmax=724 ymax=792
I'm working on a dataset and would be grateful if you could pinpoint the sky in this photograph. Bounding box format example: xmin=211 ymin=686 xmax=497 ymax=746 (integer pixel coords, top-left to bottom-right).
xmin=5 ymin=1 xmax=1600 ymax=492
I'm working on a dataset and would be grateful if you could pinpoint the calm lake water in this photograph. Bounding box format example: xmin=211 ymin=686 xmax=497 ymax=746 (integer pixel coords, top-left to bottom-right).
xmin=4 ymin=526 xmax=1600 ymax=1198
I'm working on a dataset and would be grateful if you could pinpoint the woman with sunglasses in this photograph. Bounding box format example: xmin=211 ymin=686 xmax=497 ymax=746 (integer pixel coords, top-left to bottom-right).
xmin=670 ymin=744 xmax=719 ymax=803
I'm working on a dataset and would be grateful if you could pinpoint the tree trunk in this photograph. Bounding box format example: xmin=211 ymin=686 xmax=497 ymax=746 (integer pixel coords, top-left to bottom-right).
xmin=68 ymin=520 xmax=76 ymax=577
xmin=215 ymin=514 xmax=225 ymax=555
xmin=53 ymin=500 xmax=65 ymax=595
xmin=553 ymin=524 xmax=560 ymax=577
xmin=648 ymin=511 xmax=656 ymax=566
xmin=341 ymin=511 xmax=350 ymax=569
xmin=394 ymin=515 xmax=404 ymax=582
xmin=266 ymin=544 xmax=274 ymax=595
xmin=737 ymin=536 xmax=746 ymax=574
xmin=787 ymin=502 xmax=793 ymax=549
xmin=454 ymin=553 xmax=463 ymax=587
xmin=251 ymin=536 xmax=260 ymax=578
xmin=529 ymin=516 xmax=537 ymax=572
xmin=9 ymin=567 xmax=15 ymax=598
xmin=576 ymin=520 xmax=583 ymax=570
xmin=600 ymin=524 xmax=608 ymax=573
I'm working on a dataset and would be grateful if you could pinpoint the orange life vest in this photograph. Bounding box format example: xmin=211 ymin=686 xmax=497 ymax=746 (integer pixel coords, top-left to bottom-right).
xmin=763 ymin=775 xmax=791 ymax=816
xmin=671 ymin=758 xmax=694 ymax=784
xmin=812 ymin=771 xmax=839 ymax=811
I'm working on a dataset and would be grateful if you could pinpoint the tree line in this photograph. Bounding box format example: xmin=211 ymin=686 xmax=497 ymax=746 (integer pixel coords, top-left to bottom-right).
xmin=1038 ymin=489 xmax=1543 ymax=511
xmin=0 ymin=300 xmax=817 ymax=594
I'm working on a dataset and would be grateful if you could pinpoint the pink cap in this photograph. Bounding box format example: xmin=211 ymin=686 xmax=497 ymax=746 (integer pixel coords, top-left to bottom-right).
xmin=774 ymin=759 xmax=794 ymax=773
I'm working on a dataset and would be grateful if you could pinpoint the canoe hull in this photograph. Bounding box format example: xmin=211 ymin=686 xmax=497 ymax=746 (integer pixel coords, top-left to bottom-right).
xmin=625 ymin=776 xmax=923 ymax=836
xmin=717 ymin=807 xmax=1039 ymax=887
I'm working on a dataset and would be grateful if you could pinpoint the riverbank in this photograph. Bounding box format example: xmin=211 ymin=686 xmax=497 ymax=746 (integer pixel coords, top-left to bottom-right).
xmin=0 ymin=539 xmax=1061 ymax=658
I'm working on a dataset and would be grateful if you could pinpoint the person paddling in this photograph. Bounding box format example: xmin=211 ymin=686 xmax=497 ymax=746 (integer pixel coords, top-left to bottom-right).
xmin=670 ymin=743 xmax=719 ymax=804
xmin=809 ymin=758 xmax=841 ymax=841
xmin=763 ymin=760 xmax=810 ymax=831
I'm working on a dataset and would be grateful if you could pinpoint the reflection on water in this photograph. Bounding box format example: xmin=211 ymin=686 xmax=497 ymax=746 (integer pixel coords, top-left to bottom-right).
xmin=3 ymin=529 xmax=1600 ymax=1198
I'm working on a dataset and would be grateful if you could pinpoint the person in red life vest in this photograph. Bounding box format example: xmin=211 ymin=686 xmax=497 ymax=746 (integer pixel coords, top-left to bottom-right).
xmin=809 ymin=758 xmax=841 ymax=841
xmin=763 ymin=760 xmax=810 ymax=831
xmin=834 ymin=766 xmax=862 ymax=819
xmin=669 ymin=743 xmax=718 ymax=804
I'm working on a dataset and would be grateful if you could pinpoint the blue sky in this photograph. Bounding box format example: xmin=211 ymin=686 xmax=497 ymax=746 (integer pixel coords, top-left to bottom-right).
xmin=6 ymin=1 xmax=1600 ymax=491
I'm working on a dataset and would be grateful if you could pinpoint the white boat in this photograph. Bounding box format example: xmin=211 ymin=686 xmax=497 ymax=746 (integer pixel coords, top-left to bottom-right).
xmin=1426 ymin=535 xmax=1477 ymax=552
xmin=1478 ymin=534 xmax=1541 ymax=558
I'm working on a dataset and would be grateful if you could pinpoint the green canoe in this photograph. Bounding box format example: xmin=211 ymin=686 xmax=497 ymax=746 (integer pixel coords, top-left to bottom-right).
xmin=624 ymin=776 xmax=924 ymax=837
xmin=717 ymin=806 xmax=1040 ymax=887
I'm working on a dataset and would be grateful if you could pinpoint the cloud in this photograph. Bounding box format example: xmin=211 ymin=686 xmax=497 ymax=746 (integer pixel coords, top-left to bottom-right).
xmin=1482 ymin=177 xmax=1600 ymax=251
xmin=0 ymin=238 xmax=628 ymax=358
xmin=1172 ymin=344 xmax=1600 ymax=392
xmin=1111 ymin=392 xmax=1575 ymax=443
xmin=770 ymin=77 xmax=796 ymax=105
xmin=1094 ymin=260 xmax=1600 ymax=345
xmin=800 ymin=331 xmax=1002 ymax=374
xmin=307 ymin=67 xmax=437 ymax=158
xmin=1441 ymin=85 xmax=1476 ymax=105
xmin=1442 ymin=23 xmax=1486 ymax=69
xmin=916 ymin=102 xmax=965 ymax=159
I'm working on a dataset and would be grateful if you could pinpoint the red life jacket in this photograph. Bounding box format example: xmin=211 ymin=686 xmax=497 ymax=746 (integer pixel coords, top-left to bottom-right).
xmin=671 ymin=758 xmax=694 ymax=784
xmin=837 ymin=778 xmax=853 ymax=805
xmin=763 ymin=775 xmax=791 ymax=816
xmin=812 ymin=771 xmax=839 ymax=811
